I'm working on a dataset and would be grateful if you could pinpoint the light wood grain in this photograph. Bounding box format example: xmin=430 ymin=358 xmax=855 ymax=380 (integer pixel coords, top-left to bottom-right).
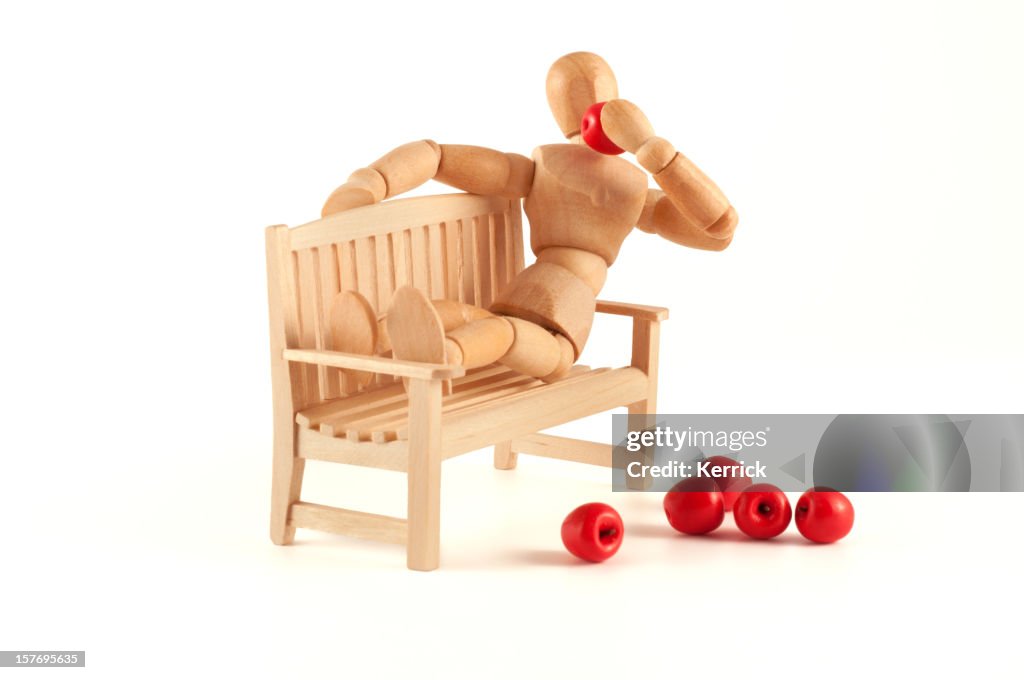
xmin=300 ymin=366 xmax=508 ymax=432
xmin=625 ymin=315 xmax=661 ymax=491
xmin=270 ymin=177 xmax=677 ymax=568
xmin=536 ymin=246 xmax=607 ymax=294
xmin=511 ymin=433 xmax=613 ymax=467
xmin=318 ymin=245 xmax=342 ymax=398
xmin=283 ymin=348 xmax=463 ymax=380
xmin=293 ymin=194 xmax=514 ymax=251
xmin=357 ymin=369 xmax=543 ymax=443
xmin=441 ymin=367 xmax=649 ymax=457
xmin=599 ymin=99 xmax=656 ymax=154
xmin=595 ymin=299 xmax=670 ymax=322
xmin=447 ymin=316 xmax=514 ymax=368
xmin=334 ymin=368 xmax=534 ymax=443
xmin=541 ymin=334 xmax=575 ymax=383
xmin=652 ymin=151 xmax=731 ymax=232
xmin=386 ymin=286 xmax=448 ymax=388
xmin=436 ymin=144 xmax=534 ymax=199
xmin=523 ymin=144 xmax=647 ymax=265
xmin=636 ymin=136 xmax=677 ymax=175
xmin=406 ymin=378 xmax=443 ymax=571
xmin=297 ymin=427 xmax=408 ymax=472
xmin=637 ymin=189 xmax=735 ymax=252
xmin=493 ymin=441 xmax=517 ymax=470
xmin=328 ymin=290 xmax=378 ymax=389
xmin=289 ymin=502 xmax=407 ymax=545
xmin=371 ymin=140 xmax=442 ymax=199
xmin=630 ymin=319 xmax=661 ymax=400
xmin=546 ymin=52 xmax=619 ymax=139
xmin=490 ymin=261 xmax=596 ymax=359
xmin=297 ymin=248 xmax=324 ymax=405
xmin=266 ymin=225 xmax=306 ymax=546
xmin=497 ymin=316 xmax=563 ymax=378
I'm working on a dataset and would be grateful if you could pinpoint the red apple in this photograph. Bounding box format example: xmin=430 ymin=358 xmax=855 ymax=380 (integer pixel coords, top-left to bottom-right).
xmin=580 ymin=102 xmax=625 ymax=155
xmin=733 ymin=484 xmax=792 ymax=539
xmin=704 ymin=455 xmax=753 ymax=511
xmin=795 ymin=488 xmax=855 ymax=544
xmin=663 ymin=477 xmax=725 ymax=535
xmin=561 ymin=503 xmax=624 ymax=562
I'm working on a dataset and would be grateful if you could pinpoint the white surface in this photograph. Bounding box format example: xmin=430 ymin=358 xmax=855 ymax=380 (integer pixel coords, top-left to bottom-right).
xmin=2 ymin=0 xmax=1023 ymax=678
xmin=4 ymin=455 xmax=1024 ymax=678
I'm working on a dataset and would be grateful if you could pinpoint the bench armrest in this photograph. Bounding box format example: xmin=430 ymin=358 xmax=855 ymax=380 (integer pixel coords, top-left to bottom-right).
xmin=283 ymin=348 xmax=465 ymax=380
xmin=595 ymin=300 xmax=669 ymax=322
xmin=595 ymin=301 xmax=664 ymax=396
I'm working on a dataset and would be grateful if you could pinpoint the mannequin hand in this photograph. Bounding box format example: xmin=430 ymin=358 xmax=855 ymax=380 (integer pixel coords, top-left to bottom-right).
xmin=599 ymin=99 xmax=655 ymax=154
xmin=600 ymin=99 xmax=679 ymax=173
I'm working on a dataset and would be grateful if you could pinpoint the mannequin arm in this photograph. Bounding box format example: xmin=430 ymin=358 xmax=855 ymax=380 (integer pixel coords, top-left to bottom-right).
xmin=637 ymin=189 xmax=735 ymax=250
xmin=600 ymin=99 xmax=738 ymax=246
xmin=322 ymin=141 xmax=534 ymax=217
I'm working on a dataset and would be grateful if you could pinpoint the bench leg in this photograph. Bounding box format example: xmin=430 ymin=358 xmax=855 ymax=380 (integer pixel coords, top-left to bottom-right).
xmin=493 ymin=441 xmax=518 ymax=470
xmin=270 ymin=425 xmax=305 ymax=545
xmin=626 ymin=317 xmax=661 ymax=491
xmin=407 ymin=378 xmax=443 ymax=571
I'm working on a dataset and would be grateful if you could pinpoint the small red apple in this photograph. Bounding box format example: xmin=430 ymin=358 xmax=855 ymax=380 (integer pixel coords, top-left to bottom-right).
xmin=663 ymin=477 xmax=725 ymax=535
xmin=561 ymin=503 xmax=624 ymax=562
xmin=580 ymin=101 xmax=625 ymax=155
xmin=795 ymin=488 xmax=855 ymax=544
xmin=704 ymin=455 xmax=753 ymax=511
xmin=733 ymin=484 xmax=792 ymax=539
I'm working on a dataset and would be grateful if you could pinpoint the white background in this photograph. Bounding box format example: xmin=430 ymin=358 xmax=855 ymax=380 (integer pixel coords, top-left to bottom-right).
xmin=2 ymin=0 xmax=1023 ymax=677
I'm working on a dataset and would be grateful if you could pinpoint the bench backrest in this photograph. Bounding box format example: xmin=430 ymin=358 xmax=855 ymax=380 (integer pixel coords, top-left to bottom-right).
xmin=267 ymin=194 xmax=525 ymax=409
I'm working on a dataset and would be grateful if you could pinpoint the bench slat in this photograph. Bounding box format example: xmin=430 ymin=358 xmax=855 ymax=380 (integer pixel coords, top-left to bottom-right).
xmin=305 ymin=366 xmax=507 ymax=435
xmin=440 ymin=367 xmax=648 ymax=458
xmin=357 ymin=371 xmax=538 ymax=443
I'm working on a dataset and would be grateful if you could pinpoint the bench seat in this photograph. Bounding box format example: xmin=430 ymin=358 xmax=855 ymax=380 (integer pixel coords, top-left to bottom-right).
xmin=293 ymin=364 xmax=649 ymax=469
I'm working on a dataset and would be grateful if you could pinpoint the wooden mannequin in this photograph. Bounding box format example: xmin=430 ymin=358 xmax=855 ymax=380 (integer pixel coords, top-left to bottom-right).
xmin=323 ymin=52 xmax=737 ymax=384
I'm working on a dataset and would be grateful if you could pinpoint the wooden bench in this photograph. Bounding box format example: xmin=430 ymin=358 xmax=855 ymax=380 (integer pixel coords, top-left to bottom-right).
xmin=266 ymin=193 xmax=667 ymax=570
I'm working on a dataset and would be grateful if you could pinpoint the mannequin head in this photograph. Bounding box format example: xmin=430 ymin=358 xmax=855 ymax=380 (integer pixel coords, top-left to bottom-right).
xmin=546 ymin=52 xmax=619 ymax=141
